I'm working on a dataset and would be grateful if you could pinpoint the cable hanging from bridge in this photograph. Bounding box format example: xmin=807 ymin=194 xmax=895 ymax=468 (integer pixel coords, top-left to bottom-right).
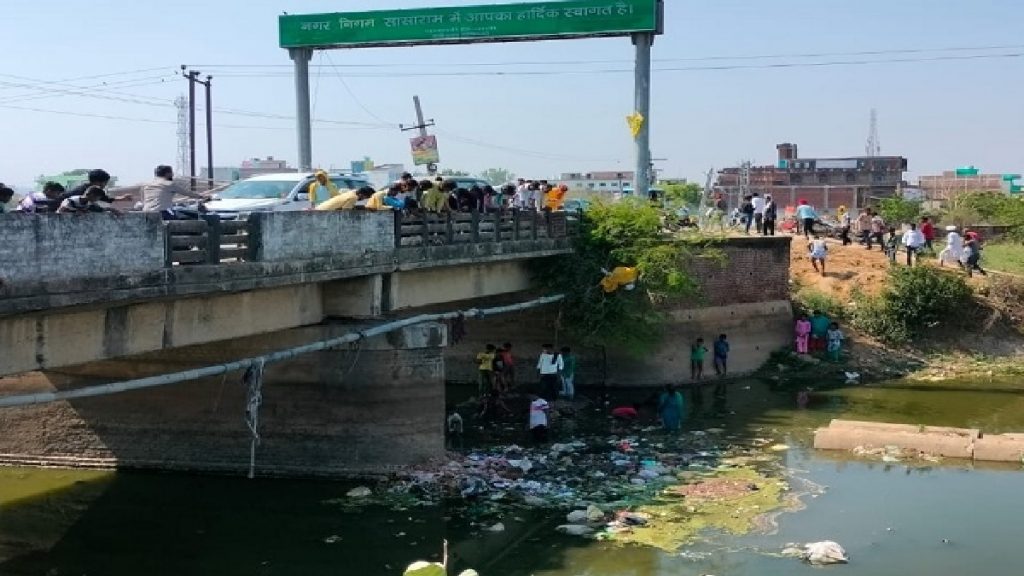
xmin=0 ymin=295 xmax=565 ymax=410
xmin=0 ymin=295 xmax=566 ymax=477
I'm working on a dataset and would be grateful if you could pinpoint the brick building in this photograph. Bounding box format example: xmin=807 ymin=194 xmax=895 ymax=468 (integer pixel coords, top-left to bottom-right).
xmin=918 ymin=168 xmax=1021 ymax=203
xmin=716 ymin=143 xmax=908 ymax=213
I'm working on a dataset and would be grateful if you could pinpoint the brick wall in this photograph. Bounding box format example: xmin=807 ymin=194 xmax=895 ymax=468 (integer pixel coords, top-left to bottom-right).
xmin=685 ymin=237 xmax=790 ymax=306
xmin=253 ymin=211 xmax=395 ymax=261
xmin=0 ymin=213 xmax=165 ymax=283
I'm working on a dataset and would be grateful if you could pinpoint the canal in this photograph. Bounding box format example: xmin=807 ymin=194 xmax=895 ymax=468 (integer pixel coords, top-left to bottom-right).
xmin=2 ymin=375 xmax=1023 ymax=575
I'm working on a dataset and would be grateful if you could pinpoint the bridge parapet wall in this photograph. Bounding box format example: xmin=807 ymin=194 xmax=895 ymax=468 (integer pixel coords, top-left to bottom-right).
xmin=0 ymin=213 xmax=166 ymax=284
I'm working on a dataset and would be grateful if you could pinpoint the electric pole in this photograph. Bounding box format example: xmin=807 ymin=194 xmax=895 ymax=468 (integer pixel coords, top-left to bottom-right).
xmin=400 ymin=95 xmax=437 ymax=174
xmin=182 ymin=67 xmax=214 ymax=191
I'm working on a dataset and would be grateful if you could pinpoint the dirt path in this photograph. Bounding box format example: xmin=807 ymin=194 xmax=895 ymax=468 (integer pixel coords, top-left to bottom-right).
xmin=788 ymin=235 xmax=891 ymax=300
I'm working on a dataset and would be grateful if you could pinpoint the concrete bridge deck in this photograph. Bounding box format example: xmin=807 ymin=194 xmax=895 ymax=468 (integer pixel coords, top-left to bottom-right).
xmin=0 ymin=210 xmax=573 ymax=376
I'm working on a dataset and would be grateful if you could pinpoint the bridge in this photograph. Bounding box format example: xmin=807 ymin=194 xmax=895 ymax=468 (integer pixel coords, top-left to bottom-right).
xmin=0 ymin=211 xmax=793 ymax=477
xmin=0 ymin=210 xmax=573 ymax=377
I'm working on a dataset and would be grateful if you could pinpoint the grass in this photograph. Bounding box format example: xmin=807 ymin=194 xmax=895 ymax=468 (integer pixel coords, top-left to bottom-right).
xmin=982 ymin=243 xmax=1024 ymax=276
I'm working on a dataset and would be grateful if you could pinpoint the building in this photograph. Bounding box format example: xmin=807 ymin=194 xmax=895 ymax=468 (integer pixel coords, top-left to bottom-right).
xmin=238 ymin=157 xmax=297 ymax=179
xmin=716 ymin=143 xmax=908 ymax=213
xmin=560 ymin=171 xmax=635 ymax=192
xmin=35 ymin=169 xmax=118 ymax=190
xmin=918 ymin=167 xmax=1022 ymax=203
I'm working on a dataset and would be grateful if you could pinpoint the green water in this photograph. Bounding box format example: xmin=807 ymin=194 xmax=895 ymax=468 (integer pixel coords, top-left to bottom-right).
xmin=2 ymin=376 xmax=1023 ymax=575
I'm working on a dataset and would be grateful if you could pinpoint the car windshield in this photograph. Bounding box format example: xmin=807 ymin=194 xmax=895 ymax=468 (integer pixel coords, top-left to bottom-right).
xmin=217 ymin=180 xmax=298 ymax=200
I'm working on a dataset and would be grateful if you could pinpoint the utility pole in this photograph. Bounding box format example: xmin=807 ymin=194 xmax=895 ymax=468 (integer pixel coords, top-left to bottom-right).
xmin=203 ymin=75 xmax=213 ymax=190
xmin=400 ymin=95 xmax=437 ymax=174
xmin=182 ymin=67 xmax=214 ymax=191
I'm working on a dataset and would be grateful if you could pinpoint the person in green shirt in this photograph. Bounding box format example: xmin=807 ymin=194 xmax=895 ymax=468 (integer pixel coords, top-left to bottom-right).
xmin=420 ymin=179 xmax=449 ymax=213
xmin=809 ymin=310 xmax=831 ymax=354
xmin=690 ymin=337 xmax=708 ymax=381
xmin=559 ymin=346 xmax=577 ymax=400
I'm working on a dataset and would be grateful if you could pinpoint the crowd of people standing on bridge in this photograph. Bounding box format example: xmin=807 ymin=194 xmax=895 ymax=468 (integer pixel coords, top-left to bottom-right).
xmin=316 ymin=173 xmax=570 ymax=215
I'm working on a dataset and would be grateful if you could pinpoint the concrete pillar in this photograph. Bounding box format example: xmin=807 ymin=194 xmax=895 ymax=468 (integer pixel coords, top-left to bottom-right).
xmin=322 ymin=274 xmax=384 ymax=319
xmin=0 ymin=323 xmax=448 ymax=477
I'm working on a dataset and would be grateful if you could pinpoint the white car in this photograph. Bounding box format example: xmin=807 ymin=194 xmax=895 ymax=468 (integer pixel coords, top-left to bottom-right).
xmin=200 ymin=172 xmax=372 ymax=219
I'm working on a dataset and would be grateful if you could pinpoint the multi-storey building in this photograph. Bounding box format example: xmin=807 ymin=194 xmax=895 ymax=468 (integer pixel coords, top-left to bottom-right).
xmin=716 ymin=143 xmax=908 ymax=212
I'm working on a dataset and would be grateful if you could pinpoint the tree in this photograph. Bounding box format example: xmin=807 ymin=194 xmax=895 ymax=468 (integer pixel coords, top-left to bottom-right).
xmin=660 ymin=182 xmax=703 ymax=207
xmin=440 ymin=168 xmax=469 ymax=177
xmin=479 ymin=168 xmax=515 ymax=185
xmin=530 ymin=197 xmax=700 ymax=354
xmin=877 ymin=196 xmax=922 ymax=226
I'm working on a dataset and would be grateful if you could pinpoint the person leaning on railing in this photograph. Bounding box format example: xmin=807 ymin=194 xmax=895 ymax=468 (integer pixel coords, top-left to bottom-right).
xmin=141 ymin=165 xmax=211 ymax=220
xmin=315 ymin=186 xmax=374 ymax=211
xmin=366 ymin=182 xmax=405 ymax=211
xmin=420 ymin=179 xmax=449 ymax=213
xmin=57 ymin=186 xmax=123 ymax=215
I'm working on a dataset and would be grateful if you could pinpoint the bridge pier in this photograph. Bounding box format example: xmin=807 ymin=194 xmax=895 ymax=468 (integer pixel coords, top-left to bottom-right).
xmin=0 ymin=323 xmax=447 ymax=477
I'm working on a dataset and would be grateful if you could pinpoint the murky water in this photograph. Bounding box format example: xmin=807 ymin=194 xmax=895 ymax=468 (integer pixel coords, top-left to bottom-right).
xmin=2 ymin=376 xmax=1022 ymax=576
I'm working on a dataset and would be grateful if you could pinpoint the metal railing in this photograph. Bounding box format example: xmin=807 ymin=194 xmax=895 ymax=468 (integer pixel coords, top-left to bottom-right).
xmin=165 ymin=216 xmax=251 ymax=266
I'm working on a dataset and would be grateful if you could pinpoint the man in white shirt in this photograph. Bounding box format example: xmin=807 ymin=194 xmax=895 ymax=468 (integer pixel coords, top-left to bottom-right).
xmin=751 ymin=193 xmax=765 ymax=235
xmin=938 ymin=226 xmax=964 ymax=267
xmin=141 ymin=165 xmax=208 ymax=220
xmin=536 ymin=344 xmax=564 ymax=400
xmin=901 ymin=222 xmax=925 ymax=266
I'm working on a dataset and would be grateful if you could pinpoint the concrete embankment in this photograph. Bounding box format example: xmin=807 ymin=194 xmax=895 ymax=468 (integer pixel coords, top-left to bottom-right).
xmin=814 ymin=419 xmax=1024 ymax=463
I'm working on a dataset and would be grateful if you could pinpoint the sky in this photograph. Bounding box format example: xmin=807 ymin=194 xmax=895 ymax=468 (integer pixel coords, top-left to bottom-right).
xmin=1 ymin=0 xmax=1022 ymax=189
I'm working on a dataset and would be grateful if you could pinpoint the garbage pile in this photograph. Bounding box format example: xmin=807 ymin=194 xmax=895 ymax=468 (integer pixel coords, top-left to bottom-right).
xmin=385 ymin=432 xmax=734 ymax=510
xmin=336 ymin=428 xmax=784 ymax=520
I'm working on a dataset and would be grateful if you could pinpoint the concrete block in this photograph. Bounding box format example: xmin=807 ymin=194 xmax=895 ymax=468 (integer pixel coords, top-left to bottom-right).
xmin=813 ymin=427 xmax=975 ymax=459
xmin=826 ymin=419 xmax=980 ymax=440
xmin=974 ymin=435 xmax=1024 ymax=463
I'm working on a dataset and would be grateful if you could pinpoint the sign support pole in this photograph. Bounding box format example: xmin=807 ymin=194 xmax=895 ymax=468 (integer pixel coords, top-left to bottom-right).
xmin=633 ymin=32 xmax=652 ymax=198
xmin=290 ymin=48 xmax=313 ymax=172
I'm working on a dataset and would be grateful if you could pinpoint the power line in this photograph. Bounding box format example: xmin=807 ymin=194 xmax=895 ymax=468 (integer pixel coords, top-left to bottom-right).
xmin=0 ymin=66 xmax=173 ymax=92
xmin=199 ymin=52 xmax=1024 ymax=78
xmin=322 ymin=52 xmax=399 ymax=125
xmin=0 ymin=102 xmax=390 ymax=131
xmin=188 ymin=43 xmax=1024 ymax=70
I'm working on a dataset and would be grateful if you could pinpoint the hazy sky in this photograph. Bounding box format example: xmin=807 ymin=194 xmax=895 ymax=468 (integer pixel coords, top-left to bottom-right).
xmin=2 ymin=0 xmax=1022 ymax=188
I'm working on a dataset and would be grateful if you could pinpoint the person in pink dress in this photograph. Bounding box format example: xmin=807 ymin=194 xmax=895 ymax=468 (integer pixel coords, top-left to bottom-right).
xmin=795 ymin=313 xmax=812 ymax=354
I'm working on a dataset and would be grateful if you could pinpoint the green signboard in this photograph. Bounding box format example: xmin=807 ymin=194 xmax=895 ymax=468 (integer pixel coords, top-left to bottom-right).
xmin=279 ymin=0 xmax=659 ymax=49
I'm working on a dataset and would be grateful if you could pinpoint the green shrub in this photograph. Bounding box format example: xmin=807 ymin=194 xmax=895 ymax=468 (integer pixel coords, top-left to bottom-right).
xmin=851 ymin=266 xmax=973 ymax=344
xmin=795 ymin=288 xmax=846 ymax=320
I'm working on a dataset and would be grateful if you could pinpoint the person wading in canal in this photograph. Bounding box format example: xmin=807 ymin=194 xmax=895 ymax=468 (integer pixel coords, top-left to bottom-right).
xmin=658 ymin=384 xmax=685 ymax=433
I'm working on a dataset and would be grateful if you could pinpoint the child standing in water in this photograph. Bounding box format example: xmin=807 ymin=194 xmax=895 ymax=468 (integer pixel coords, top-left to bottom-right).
xmin=795 ymin=314 xmax=811 ymax=354
xmin=826 ymin=321 xmax=844 ymax=362
xmin=690 ymin=338 xmax=708 ymax=381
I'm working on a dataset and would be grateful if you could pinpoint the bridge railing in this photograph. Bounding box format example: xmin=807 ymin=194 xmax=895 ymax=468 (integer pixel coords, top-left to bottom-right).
xmin=165 ymin=216 xmax=251 ymax=266
xmin=394 ymin=210 xmax=574 ymax=248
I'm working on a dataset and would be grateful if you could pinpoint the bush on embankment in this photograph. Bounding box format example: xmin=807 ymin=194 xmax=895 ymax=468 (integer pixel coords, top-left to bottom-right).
xmin=850 ymin=266 xmax=974 ymax=345
xmin=531 ymin=198 xmax=701 ymax=355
